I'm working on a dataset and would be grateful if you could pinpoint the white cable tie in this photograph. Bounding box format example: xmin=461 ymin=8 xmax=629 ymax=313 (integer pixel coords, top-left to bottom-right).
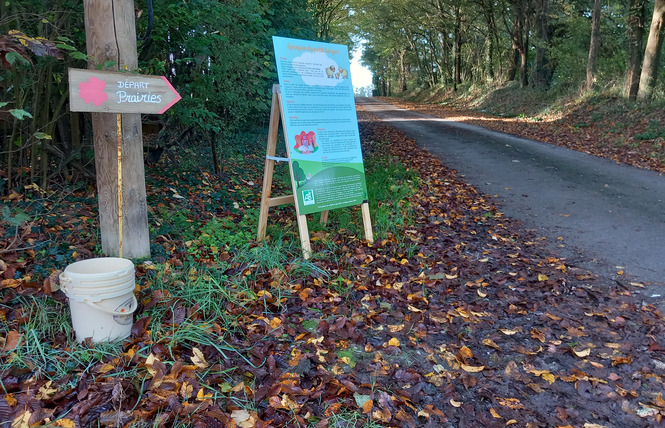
xmin=266 ymin=156 xmax=290 ymax=162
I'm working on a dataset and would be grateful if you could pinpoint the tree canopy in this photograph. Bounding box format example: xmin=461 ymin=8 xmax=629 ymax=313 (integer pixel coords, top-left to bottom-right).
xmin=2 ymin=0 xmax=665 ymax=194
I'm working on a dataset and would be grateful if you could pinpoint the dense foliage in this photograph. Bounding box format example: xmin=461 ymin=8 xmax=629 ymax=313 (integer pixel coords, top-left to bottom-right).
xmin=0 ymin=0 xmax=316 ymax=194
xmin=346 ymin=0 xmax=665 ymax=100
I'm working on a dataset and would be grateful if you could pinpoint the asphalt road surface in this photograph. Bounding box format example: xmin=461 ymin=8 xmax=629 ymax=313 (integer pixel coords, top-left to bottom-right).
xmin=358 ymin=97 xmax=665 ymax=296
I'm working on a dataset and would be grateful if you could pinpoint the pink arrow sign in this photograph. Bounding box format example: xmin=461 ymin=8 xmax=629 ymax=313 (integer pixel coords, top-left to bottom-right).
xmin=68 ymin=68 xmax=181 ymax=114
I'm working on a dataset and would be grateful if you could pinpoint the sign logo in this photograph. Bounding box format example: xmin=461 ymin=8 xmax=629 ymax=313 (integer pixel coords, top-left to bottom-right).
xmin=302 ymin=190 xmax=315 ymax=206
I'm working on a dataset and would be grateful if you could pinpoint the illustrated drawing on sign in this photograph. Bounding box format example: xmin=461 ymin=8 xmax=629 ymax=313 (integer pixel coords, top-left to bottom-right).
xmin=294 ymin=131 xmax=318 ymax=154
xmin=79 ymin=76 xmax=108 ymax=106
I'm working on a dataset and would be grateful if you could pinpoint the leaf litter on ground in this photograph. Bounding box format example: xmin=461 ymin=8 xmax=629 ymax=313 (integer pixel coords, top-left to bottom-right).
xmin=1 ymin=107 xmax=665 ymax=427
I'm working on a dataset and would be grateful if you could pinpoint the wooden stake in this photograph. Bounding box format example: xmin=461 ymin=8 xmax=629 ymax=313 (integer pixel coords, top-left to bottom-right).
xmin=84 ymin=0 xmax=150 ymax=259
xmin=361 ymin=202 xmax=374 ymax=242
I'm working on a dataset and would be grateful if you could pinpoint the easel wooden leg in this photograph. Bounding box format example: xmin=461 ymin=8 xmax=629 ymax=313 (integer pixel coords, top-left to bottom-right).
xmin=361 ymin=202 xmax=374 ymax=243
xmin=297 ymin=214 xmax=312 ymax=259
xmin=257 ymin=158 xmax=274 ymax=240
xmin=257 ymin=87 xmax=281 ymax=241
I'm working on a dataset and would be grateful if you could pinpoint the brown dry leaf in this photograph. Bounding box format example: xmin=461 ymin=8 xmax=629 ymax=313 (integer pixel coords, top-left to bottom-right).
xmin=270 ymin=317 xmax=282 ymax=329
xmin=538 ymin=274 xmax=549 ymax=281
xmin=458 ymin=346 xmax=474 ymax=361
xmin=96 ymin=363 xmax=115 ymax=374
xmin=572 ymin=348 xmax=591 ymax=358
xmin=499 ymin=328 xmax=520 ymax=335
xmin=449 ymin=398 xmax=463 ymax=407
xmin=531 ymin=328 xmax=545 ymax=343
xmin=51 ymin=419 xmax=76 ymax=427
xmin=362 ymin=399 xmax=374 ymax=414
xmin=325 ymin=402 xmax=343 ymax=417
xmin=460 ymin=363 xmax=484 ymax=373
xmin=584 ymin=424 xmax=609 ymax=428
xmin=407 ymin=304 xmax=424 ymax=313
xmin=429 ymin=313 xmax=447 ymax=323
xmin=482 ymin=338 xmax=501 ymax=350
xmin=388 ymin=324 xmax=404 ymax=333
xmin=281 ymin=394 xmax=302 ymax=412
xmin=490 ymin=407 xmax=501 ymax=418
xmin=541 ymin=372 xmax=556 ymax=384
xmin=387 ymin=338 xmax=400 ymax=347
xmin=546 ymin=313 xmax=562 ymax=321
xmin=180 ymin=382 xmax=193 ymax=400
xmin=196 ymin=387 xmax=213 ymax=401
xmin=231 ymin=409 xmax=256 ymax=428
xmin=145 ymin=353 xmax=159 ymax=376
xmin=477 ymin=289 xmax=487 ymax=298
xmin=191 ymin=347 xmax=209 ymax=369
xmin=36 ymin=381 xmax=57 ymax=400
xmin=2 ymin=331 xmax=21 ymax=351
xmin=611 ymin=355 xmax=632 ymax=366
xmin=497 ymin=397 xmax=524 ymax=409
xmin=12 ymin=411 xmax=31 ymax=428
xmin=504 ymin=361 xmax=521 ymax=378
xmin=654 ymin=394 xmax=665 ymax=407
xmin=506 ymin=420 xmax=518 ymax=426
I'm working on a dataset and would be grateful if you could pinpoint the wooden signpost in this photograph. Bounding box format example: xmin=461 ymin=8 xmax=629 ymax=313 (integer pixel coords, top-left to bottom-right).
xmin=258 ymin=36 xmax=374 ymax=259
xmin=69 ymin=68 xmax=181 ymax=258
xmin=72 ymin=0 xmax=181 ymax=260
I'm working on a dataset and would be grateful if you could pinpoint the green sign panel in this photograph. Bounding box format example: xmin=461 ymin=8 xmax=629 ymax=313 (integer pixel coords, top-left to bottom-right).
xmin=272 ymin=36 xmax=368 ymax=215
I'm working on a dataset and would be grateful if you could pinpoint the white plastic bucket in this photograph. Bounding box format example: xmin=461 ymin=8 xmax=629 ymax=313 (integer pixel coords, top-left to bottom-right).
xmin=60 ymin=257 xmax=137 ymax=343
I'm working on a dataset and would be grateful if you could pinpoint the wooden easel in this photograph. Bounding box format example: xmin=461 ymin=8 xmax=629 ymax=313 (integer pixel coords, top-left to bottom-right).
xmin=257 ymin=84 xmax=373 ymax=259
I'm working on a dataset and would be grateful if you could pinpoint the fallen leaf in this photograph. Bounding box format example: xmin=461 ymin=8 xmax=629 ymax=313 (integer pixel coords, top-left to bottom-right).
xmin=490 ymin=407 xmax=501 ymax=418
xmin=2 ymin=331 xmax=21 ymax=351
xmin=191 ymin=347 xmax=209 ymax=369
xmin=51 ymin=419 xmax=76 ymax=427
xmin=450 ymin=398 xmax=462 ymax=407
xmin=460 ymin=363 xmax=484 ymax=373
xmin=541 ymin=372 xmax=556 ymax=384
xmin=482 ymin=338 xmax=501 ymax=350
xmin=196 ymin=387 xmax=213 ymax=401
xmin=572 ymin=348 xmax=591 ymax=358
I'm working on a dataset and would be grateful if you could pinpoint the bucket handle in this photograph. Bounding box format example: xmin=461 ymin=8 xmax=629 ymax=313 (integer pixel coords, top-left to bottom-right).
xmin=84 ymin=294 xmax=138 ymax=316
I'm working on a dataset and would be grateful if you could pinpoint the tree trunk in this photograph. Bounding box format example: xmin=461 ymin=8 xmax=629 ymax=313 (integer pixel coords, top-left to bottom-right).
xmin=521 ymin=17 xmax=530 ymax=88
xmin=508 ymin=47 xmax=519 ymax=81
xmin=454 ymin=5 xmax=463 ymax=88
xmin=637 ymin=0 xmax=665 ymax=100
xmin=586 ymin=0 xmax=602 ymax=90
xmin=532 ymin=0 xmax=550 ymax=88
xmin=624 ymin=0 xmax=646 ymax=100
xmin=84 ymin=0 xmax=151 ymax=259
xmin=399 ymin=50 xmax=407 ymax=92
xmin=509 ymin=0 xmax=529 ymax=87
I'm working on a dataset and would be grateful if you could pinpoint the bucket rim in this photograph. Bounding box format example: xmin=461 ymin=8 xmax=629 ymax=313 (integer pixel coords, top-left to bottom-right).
xmin=61 ymin=258 xmax=135 ymax=280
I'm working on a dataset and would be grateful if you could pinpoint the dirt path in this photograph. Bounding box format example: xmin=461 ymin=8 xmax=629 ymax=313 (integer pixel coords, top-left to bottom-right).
xmin=358 ymin=97 xmax=665 ymax=300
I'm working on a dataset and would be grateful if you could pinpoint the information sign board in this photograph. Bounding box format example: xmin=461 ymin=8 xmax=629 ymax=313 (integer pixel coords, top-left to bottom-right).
xmin=272 ymin=36 xmax=368 ymax=215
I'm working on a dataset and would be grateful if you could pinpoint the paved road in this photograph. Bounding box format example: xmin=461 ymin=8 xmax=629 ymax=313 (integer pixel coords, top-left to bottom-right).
xmin=359 ymin=97 xmax=664 ymax=292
